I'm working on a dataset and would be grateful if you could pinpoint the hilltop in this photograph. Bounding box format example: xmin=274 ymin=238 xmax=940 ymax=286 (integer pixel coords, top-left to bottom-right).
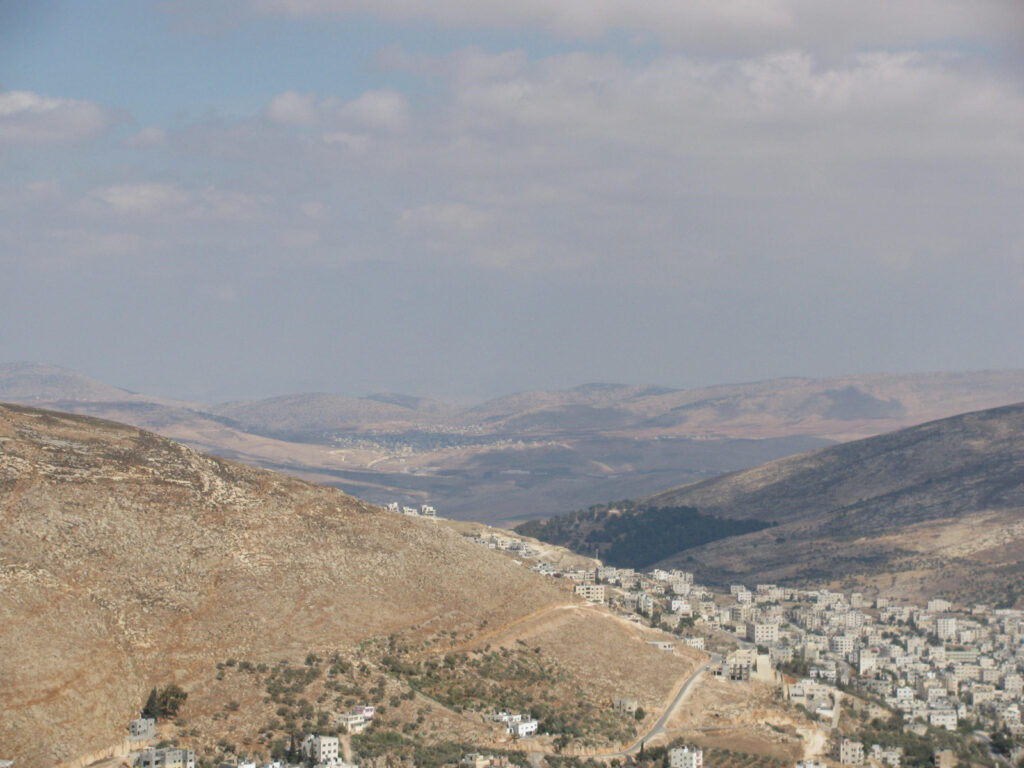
xmin=0 ymin=362 xmax=137 ymax=402
xmin=0 ymin=404 xmax=700 ymax=768
xmin=520 ymin=402 xmax=1024 ymax=603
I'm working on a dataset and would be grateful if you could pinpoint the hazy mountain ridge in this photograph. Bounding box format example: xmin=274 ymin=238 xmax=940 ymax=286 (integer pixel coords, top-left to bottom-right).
xmin=646 ymin=401 xmax=1024 ymax=529
xmin=0 ymin=362 xmax=138 ymax=402
xmin=2 ymin=363 xmax=1022 ymax=523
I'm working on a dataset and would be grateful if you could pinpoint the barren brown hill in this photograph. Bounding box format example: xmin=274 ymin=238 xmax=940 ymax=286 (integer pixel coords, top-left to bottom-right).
xmin=0 ymin=404 xmax=700 ymax=768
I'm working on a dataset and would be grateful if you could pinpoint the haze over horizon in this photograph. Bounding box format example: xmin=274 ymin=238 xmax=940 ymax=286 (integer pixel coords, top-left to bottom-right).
xmin=2 ymin=1 xmax=1022 ymax=402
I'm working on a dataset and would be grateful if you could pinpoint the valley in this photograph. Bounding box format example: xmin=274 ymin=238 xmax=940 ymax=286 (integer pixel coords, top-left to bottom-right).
xmin=2 ymin=364 xmax=1023 ymax=525
xmin=3 ymin=402 xmax=1024 ymax=768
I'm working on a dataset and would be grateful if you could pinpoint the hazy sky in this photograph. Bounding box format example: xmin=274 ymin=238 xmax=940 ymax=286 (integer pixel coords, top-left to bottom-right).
xmin=1 ymin=1 xmax=1022 ymax=402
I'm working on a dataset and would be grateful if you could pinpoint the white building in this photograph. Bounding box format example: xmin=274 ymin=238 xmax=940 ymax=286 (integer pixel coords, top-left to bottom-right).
xmin=613 ymin=697 xmax=639 ymax=715
xmin=574 ymin=583 xmax=606 ymax=603
xmin=746 ymin=622 xmax=779 ymax=645
xmin=636 ymin=593 xmax=655 ymax=616
xmin=929 ymin=710 xmax=958 ymax=730
xmin=671 ymin=598 xmax=692 ymax=614
xmin=336 ymin=712 xmax=367 ymax=733
xmin=835 ymin=740 xmax=864 ymax=766
xmin=669 ymin=746 xmax=703 ymax=768
xmin=128 ymin=718 xmax=157 ymax=740
xmin=936 ymin=617 xmax=958 ymax=640
xmin=137 ymin=749 xmax=195 ymax=768
xmin=302 ymin=736 xmax=340 ymax=764
xmin=831 ymin=635 xmax=856 ymax=656
xmin=508 ymin=718 xmax=538 ymax=738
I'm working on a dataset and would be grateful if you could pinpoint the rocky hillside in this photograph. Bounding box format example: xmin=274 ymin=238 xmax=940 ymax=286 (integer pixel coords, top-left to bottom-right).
xmin=523 ymin=403 xmax=1024 ymax=602
xmin=0 ymin=404 xmax=700 ymax=768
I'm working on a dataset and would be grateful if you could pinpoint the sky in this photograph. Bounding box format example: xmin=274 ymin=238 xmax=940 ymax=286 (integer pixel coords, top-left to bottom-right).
xmin=1 ymin=0 xmax=1022 ymax=403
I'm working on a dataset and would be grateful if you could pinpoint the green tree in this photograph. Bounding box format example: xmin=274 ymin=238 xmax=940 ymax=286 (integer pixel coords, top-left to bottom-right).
xmin=157 ymin=684 xmax=188 ymax=717
xmin=142 ymin=688 xmax=160 ymax=719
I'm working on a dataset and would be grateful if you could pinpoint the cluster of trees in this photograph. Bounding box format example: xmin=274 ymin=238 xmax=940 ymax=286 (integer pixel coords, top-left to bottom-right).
xmin=141 ymin=684 xmax=188 ymax=720
xmin=855 ymin=712 xmax=994 ymax=768
xmin=517 ymin=501 xmax=773 ymax=568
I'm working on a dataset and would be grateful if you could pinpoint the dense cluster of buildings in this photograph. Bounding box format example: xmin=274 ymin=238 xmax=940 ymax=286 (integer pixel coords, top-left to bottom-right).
xmin=466 ymin=533 xmax=1024 ymax=767
xmin=105 ymin=531 xmax=1024 ymax=768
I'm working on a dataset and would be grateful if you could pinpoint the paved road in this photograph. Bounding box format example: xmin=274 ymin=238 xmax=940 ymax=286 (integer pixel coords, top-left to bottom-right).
xmin=592 ymin=655 xmax=719 ymax=759
xmin=519 ymin=655 xmax=716 ymax=763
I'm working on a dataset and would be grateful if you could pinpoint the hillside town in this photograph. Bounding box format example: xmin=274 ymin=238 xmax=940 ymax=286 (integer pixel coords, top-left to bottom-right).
xmin=18 ymin=535 xmax=1023 ymax=768
xmin=471 ymin=532 xmax=1024 ymax=767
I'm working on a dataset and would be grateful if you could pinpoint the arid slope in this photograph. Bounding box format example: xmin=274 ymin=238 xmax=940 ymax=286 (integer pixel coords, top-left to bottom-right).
xmin=0 ymin=405 xmax=571 ymax=767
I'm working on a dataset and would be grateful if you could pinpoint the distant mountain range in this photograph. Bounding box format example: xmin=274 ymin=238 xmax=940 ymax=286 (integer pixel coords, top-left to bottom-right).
xmin=2 ymin=362 xmax=1022 ymax=523
xmin=519 ymin=401 xmax=1024 ymax=604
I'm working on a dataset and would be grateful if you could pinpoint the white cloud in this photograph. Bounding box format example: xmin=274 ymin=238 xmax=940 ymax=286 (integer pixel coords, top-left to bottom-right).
xmin=250 ymin=0 xmax=1022 ymax=57
xmin=197 ymin=283 xmax=241 ymax=303
xmin=126 ymin=126 xmax=168 ymax=148
xmin=265 ymin=88 xmax=409 ymax=138
xmin=266 ymin=90 xmax=318 ymax=125
xmin=321 ymin=131 xmax=370 ymax=153
xmin=400 ymin=202 xmax=492 ymax=235
xmin=95 ymin=183 xmax=190 ymax=214
xmin=301 ymin=201 xmax=326 ymax=218
xmin=0 ymin=90 xmax=110 ymax=144
xmin=340 ymin=90 xmax=408 ymax=131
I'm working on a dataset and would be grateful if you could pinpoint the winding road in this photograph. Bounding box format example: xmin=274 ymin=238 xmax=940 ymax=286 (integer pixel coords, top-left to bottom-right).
xmin=525 ymin=653 xmax=719 ymax=765
xmin=601 ymin=655 xmax=718 ymax=758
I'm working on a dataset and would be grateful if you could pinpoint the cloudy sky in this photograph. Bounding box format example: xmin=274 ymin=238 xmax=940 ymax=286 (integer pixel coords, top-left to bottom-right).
xmin=1 ymin=1 xmax=1022 ymax=402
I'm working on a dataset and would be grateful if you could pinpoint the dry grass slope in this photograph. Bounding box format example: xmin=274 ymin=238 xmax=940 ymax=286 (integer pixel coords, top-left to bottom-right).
xmin=0 ymin=405 xmax=569 ymax=768
xmin=0 ymin=405 xmax=701 ymax=768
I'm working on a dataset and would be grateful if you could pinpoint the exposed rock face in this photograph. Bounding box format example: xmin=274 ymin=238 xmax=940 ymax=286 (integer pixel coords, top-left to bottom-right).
xmin=0 ymin=404 xmax=568 ymax=768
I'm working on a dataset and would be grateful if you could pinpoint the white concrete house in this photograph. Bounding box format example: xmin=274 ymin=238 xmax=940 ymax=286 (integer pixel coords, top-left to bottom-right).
xmin=302 ymin=735 xmax=340 ymax=764
xmin=669 ymin=746 xmax=703 ymax=768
